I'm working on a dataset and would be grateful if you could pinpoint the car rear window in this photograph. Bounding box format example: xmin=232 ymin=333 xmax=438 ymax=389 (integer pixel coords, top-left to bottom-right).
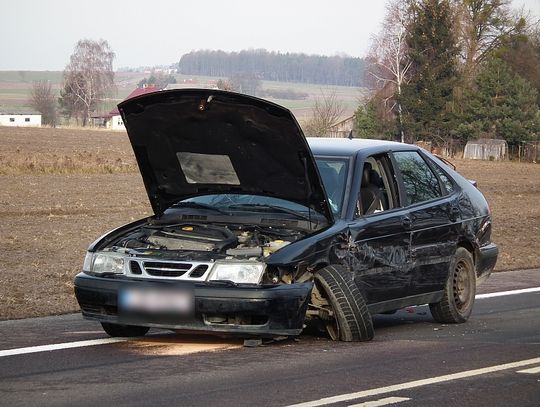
xmin=429 ymin=159 xmax=455 ymax=194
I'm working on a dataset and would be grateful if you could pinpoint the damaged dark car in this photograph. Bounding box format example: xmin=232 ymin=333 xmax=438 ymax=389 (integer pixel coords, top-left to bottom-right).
xmin=74 ymin=89 xmax=498 ymax=341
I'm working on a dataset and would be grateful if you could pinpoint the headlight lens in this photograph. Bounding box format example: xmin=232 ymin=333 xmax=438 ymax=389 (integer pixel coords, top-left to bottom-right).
xmin=207 ymin=262 xmax=265 ymax=284
xmin=90 ymin=252 xmax=125 ymax=274
xmin=82 ymin=252 xmax=93 ymax=272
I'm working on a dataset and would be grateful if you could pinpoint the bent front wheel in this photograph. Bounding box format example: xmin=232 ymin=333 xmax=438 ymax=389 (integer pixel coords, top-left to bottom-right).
xmin=311 ymin=265 xmax=374 ymax=342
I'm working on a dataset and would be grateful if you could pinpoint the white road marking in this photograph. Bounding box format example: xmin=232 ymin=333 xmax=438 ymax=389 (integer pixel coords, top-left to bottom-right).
xmin=0 ymin=335 xmax=243 ymax=358
xmin=284 ymin=357 xmax=540 ymax=407
xmin=348 ymin=397 xmax=410 ymax=407
xmin=517 ymin=366 xmax=540 ymax=374
xmin=476 ymin=287 xmax=540 ymax=299
xmin=1 ymin=286 xmax=538 ymax=359
xmin=0 ymin=338 xmax=129 ymax=358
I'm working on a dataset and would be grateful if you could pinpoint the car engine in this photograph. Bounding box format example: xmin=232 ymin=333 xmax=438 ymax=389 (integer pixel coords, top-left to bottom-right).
xmin=111 ymin=223 xmax=303 ymax=260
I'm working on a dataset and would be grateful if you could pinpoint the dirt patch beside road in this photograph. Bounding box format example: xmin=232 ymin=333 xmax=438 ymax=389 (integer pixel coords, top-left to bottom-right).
xmin=0 ymin=126 xmax=538 ymax=319
xmin=0 ymin=173 xmax=151 ymax=319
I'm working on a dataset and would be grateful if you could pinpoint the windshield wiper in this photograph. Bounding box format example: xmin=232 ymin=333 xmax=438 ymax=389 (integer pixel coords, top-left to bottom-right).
xmin=171 ymin=201 xmax=230 ymax=215
xmin=227 ymin=203 xmax=313 ymax=222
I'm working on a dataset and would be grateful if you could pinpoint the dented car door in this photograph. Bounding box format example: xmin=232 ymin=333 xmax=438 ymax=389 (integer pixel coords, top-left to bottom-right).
xmin=347 ymin=153 xmax=412 ymax=307
xmin=392 ymin=151 xmax=459 ymax=296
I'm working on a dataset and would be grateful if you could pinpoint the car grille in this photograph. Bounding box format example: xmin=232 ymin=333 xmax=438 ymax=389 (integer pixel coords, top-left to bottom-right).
xmin=127 ymin=259 xmax=212 ymax=280
xmin=143 ymin=262 xmax=190 ymax=277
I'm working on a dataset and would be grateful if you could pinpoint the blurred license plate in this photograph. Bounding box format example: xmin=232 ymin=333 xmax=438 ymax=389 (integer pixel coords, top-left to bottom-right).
xmin=119 ymin=287 xmax=193 ymax=314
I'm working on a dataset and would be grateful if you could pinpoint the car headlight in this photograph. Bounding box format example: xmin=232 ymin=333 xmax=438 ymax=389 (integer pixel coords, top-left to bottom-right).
xmin=82 ymin=252 xmax=93 ymax=272
xmin=207 ymin=262 xmax=265 ymax=284
xmin=84 ymin=252 xmax=125 ymax=275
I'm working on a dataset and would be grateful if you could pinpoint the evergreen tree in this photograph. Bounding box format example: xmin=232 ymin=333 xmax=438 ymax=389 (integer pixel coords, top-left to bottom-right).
xmin=400 ymin=0 xmax=459 ymax=144
xmin=456 ymin=58 xmax=540 ymax=143
xmin=500 ymin=30 xmax=540 ymax=104
xmin=353 ymin=101 xmax=378 ymax=138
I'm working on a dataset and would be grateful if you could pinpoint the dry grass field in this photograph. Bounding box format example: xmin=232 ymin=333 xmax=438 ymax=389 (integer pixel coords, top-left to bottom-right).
xmin=0 ymin=70 xmax=363 ymax=122
xmin=0 ymin=126 xmax=539 ymax=320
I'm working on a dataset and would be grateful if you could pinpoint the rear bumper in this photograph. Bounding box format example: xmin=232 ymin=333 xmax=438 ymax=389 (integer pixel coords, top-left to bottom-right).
xmin=74 ymin=273 xmax=313 ymax=337
xmin=477 ymin=243 xmax=498 ymax=284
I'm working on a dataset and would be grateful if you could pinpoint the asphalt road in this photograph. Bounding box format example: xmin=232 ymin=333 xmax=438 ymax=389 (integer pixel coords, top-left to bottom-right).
xmin=1 ymin=269 xmax=539 ymax=407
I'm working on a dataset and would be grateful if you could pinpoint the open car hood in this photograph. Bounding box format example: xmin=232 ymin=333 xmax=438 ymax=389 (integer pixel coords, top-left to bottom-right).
xmin=119 ymin=89 xmax=333 ymax=223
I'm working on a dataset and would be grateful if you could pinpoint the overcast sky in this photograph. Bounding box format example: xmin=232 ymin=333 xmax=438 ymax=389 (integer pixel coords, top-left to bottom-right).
xmin=1 ymin=0 xmax=539 ymax=71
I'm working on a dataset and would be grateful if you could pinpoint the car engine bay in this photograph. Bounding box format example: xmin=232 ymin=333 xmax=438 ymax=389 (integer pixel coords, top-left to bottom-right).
xmin=109 ymin=222 xmax=305 ymax=261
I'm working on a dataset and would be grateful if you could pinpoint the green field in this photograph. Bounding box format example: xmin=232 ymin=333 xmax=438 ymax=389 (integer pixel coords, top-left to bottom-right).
xmin=0 ymin=71 xmax=365 ymax=122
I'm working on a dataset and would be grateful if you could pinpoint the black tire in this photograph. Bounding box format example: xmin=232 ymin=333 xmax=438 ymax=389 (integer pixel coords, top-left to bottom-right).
xmin=313 ymin=265 xmax=374 ymax=342
xmin=101 ymin=322 xmax=150 ymax=337
xmin=429 ymin=247 xmax=476 ymax=324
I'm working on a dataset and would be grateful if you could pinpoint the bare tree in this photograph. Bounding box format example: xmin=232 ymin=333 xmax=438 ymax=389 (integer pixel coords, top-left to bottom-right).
xmin=58 ymin=72 xmax=86 ymax=125
xmin=367 ymin=0 xmax=414 ymax=143
xmin=29 ymin=81 xmax=57 ymax=126
xmin=302 ymin=91 xmax=346 ymax=136
xmin=60 ymin=39 xmax=115 ymax=126
xmin=455 ymin=0 xmax=527 ymax=79
xmin=216 ymin=79 xmax=237 ymax=91
xmin=227 ymin=73 xmax=262 ymax=96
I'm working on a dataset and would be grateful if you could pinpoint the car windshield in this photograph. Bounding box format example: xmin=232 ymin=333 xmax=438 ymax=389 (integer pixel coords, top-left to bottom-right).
xmin=178 ymin=194 xmax=327 ymax=223
xmin=176 ymin=157 xmax=348 ymax=220
xmin=315 ymin=157 xmax=349 ymax=216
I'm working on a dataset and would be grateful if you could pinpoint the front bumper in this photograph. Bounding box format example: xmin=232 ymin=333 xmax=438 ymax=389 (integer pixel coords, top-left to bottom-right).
xmin=74 ymin=273 xmax=313 ymax=337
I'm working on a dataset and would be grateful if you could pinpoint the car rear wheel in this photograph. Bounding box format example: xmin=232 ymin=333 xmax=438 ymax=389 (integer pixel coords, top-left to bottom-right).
xmin=429 ymin=247 xmax=476 ymax=324
xmin=311 ymin=265 xmax=374 ymax=342
xmin=101 ymin=322 xmax=150 ymax=337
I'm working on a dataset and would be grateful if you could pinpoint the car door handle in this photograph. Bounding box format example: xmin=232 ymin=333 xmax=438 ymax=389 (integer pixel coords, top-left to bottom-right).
xmin=401 ymin=216 xmax=412 ymax=230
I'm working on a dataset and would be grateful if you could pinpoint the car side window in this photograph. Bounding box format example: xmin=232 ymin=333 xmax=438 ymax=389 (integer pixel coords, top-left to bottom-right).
xmin=393 ymin=151 xmax=442 ymax=206
xmin=355 ymin=154 xmax=398 ymax=217
xmin=428 ymin=158 xmax=455 ymax=194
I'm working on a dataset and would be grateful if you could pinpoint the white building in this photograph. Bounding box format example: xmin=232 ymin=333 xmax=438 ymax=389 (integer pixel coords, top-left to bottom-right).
xmin=0 ymin=113 xmax=41 ymax=127
xmin=110 ymin=114 xmax=124 ymax=130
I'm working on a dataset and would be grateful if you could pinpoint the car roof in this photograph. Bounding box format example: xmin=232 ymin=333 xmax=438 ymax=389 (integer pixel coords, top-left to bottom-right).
xmin=307 ymin=137 xmax=412 ymax=157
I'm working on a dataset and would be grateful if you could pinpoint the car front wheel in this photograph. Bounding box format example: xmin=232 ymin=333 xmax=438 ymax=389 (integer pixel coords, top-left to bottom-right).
xmin=311 ymin=265 xmax=374 ymax=342
xmin=429 ymin=247 xmax=476 ymax=324
xmin=101 ymin=322 xmax=150 ymax=337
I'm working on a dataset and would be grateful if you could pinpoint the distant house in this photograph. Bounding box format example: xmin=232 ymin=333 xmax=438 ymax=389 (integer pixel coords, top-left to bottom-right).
xmin=92 ymin=85 xmax=161 ymax=130
xmin=463 ymin=138 xmax=508 ymax=160
xmin=0 ymin=110 xmax=41 ymax=127
xmin=328 ymin=116 xmax=354 ymax=138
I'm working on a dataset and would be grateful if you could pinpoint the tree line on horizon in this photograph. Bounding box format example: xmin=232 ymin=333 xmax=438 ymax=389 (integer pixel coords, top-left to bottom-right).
xmin=178 ymin=49 xmax=366 ymax=87
xmin=30 ymin=46 xmax=366 ymax=127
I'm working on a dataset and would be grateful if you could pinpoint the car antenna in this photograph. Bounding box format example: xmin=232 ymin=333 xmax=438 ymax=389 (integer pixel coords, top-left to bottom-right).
xmin=348 ymin=130 xmax=353 ymax=140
